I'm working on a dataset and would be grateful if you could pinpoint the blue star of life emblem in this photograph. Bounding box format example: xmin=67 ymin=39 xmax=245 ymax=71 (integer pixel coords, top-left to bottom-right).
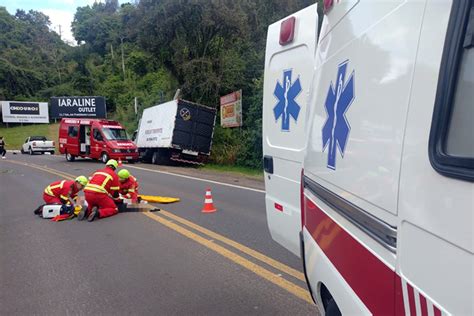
xmin=322 ymin=60 xmax=355 ymax=170
xmin=273 ymin=70 xmax=302 ymax=131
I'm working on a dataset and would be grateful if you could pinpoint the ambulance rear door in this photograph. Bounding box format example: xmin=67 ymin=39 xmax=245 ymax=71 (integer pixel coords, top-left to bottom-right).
xmin=263 ymin=4 xmax=318 ymax=257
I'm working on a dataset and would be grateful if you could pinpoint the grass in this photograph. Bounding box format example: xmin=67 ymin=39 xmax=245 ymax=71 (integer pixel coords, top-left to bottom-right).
xmin=201 ymin=163 xmax=263 ymax=178
xmin=0 ymin=123 xmax=59 ymax=150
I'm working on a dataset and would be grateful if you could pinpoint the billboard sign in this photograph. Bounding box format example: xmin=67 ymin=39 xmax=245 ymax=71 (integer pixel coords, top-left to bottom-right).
xmin=1 ymin=101 xmax=49 ymax=123
xmin=220 ymin=90 xmax=242 ymax=128
xmin=50 ymin=96 xmax=106 ymax=118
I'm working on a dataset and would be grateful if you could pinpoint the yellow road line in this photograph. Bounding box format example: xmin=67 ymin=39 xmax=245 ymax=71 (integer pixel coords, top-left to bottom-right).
xmin=9 ymin=160 xmax=305 ymax=281
xmin=159 ymin=210 xmax=306 ymax=281
xmin=143 ymin=212 xmax=313 ymax=304
xmin=4 ymin=160 xmax=75 ymax=180
xmin=5 ymin=159 xmax=312 ymax=303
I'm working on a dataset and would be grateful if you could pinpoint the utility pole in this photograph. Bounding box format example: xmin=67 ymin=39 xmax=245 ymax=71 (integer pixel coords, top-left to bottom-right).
xmin=58 ymin=24 xmax=62 ymax=40
xmin=120 ymin=37 xmax=126 ymax=78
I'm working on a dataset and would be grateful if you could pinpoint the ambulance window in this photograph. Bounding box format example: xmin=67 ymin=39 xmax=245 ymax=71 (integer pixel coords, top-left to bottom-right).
xmin=68 ymin=126 xmax=78 ymax=137
xmin=429 ymin=1 xmax=474 ymax=181
xmin=445 ymin=49 xmax=474 ymax=158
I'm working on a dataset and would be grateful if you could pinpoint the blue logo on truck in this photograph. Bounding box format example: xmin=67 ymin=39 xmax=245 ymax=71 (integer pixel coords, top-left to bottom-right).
xmin=273 ymin=70 xmax=302 ymax=131
xmin=322 ymin=60 xmax=355 ymax=170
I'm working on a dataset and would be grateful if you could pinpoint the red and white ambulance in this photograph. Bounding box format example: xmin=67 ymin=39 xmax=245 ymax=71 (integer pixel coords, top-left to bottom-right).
xmin=264 ymin=1 xmax=473 ymax=315
xmin=59 ymin=118 xmax=139 ymax=163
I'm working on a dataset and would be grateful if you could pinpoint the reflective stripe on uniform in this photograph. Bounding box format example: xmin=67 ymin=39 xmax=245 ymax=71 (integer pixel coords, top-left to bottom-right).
xmin=84 ymin=172 xmax=114 ymax=194
xmin=44 ymin=180 xmax=66 ymax=196
xmin=84 ymin=183 xmax=108 ymax=194
xmin=110 ymin=186 xmax=120 ymax=190
xmin=60 ymin=195 xmax=68 ymax=200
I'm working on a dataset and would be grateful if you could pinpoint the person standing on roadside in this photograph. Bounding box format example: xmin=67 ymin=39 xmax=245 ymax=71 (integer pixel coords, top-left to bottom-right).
xmin=0 ymin=136 xmax=6 ymax=159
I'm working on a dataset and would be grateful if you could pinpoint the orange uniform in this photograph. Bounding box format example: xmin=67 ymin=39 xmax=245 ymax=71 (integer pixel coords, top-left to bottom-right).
xmin=119 ymin=175 xmax=139 ymax=202
xmin=84 ymin=166 xmax=120 ymax=219
xmin=43 ymin=180 xmax=80 ymax=205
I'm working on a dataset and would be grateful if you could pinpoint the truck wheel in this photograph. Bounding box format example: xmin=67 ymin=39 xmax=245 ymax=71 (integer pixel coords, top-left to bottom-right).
xmin=101 ymin=152 xmax=109 ymax=164
xmin=29 ymin=147 xmax=33 ymax=155
xmin=66 ymin=152 xmax=75 ymax=162
xmin=151 ymin=152 xmax=157 ymax=164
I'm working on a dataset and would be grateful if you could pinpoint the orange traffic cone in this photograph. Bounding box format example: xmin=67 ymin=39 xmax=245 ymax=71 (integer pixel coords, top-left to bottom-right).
xmin=118 ymin=157 xmax=123 ymax=166
xmin=202 ymin=188 xmax=217 ymax=213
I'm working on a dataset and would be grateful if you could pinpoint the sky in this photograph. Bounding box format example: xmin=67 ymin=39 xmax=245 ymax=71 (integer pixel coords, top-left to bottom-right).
xmin=0 ymin=0 xmax=127 ymax=45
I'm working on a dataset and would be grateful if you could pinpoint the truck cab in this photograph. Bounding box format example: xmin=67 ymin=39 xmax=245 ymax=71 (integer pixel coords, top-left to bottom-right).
xmin=59 ymin=118 xmax=138 ymax=163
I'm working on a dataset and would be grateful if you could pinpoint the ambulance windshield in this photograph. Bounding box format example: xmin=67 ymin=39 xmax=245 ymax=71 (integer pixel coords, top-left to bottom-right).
xmin=102 ymin=128 xmax=129 ymax=140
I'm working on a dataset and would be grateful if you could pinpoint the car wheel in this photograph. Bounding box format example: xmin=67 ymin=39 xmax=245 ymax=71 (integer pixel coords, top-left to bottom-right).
xmin=29 ymin=147 xmax=33 ymax=155
xmin=50 ymin=151 xmax=55 ymax=155
xmin=21 ymin=148 xmax=25 ymax=154
xmin=101 ymin=152 xmax=109 ymax=163
xmin=66 ymin=152 xmax=75 ymax=162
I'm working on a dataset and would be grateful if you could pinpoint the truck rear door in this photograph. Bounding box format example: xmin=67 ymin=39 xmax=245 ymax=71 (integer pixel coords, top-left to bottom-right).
xmin=263 ymin=4 xmax=318 ymax=256
xmin=173 ymin=100 xmax=216 ymax=154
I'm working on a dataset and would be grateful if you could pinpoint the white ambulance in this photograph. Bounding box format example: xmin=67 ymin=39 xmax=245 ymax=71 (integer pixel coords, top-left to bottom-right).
xmin=263 ymin=1 xmax=473 ymax=315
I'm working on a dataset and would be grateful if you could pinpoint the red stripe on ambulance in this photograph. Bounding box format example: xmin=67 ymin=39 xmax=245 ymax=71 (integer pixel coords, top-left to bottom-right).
xmin=304 ymin=197 xmax=403 ymax=315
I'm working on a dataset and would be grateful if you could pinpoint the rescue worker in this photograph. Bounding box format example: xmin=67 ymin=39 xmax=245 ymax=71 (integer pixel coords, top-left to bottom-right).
xmin=34 ymin=176 xmax=89 ymax=215
xmin=80 ymin=159 xmax=120 ymax=222
xmin=118 ymin=169 xmax=139 ymax=203
xmin=42 ymin=176 xmax=89 ymax=205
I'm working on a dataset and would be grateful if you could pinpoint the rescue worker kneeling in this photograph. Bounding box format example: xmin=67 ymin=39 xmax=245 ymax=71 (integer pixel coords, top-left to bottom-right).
xmin=118 ymin=169 xmax=139 ymax=203
xmin=40 ymin=176 xmax=88 ymax=207
xmin=79 ymin=159 xmax=120 ymax=222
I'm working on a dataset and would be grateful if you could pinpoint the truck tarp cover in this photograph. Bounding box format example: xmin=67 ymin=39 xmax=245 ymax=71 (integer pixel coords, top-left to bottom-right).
xmin=136 ymin=100 xmax=216 ymax=154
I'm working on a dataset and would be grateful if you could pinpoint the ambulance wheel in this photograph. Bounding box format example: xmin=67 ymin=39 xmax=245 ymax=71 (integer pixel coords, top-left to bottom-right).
xmin=326 ymin=298 xmax=341 ymax=316
xmin=66 ymin=152 xmax=75 ymax=162
xmin=101 ymin=152 xmax=109 ymax=163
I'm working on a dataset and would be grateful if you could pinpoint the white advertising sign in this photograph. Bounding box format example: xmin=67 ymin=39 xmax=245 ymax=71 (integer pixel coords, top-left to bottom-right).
xmin=1 ymin=101 xmax=49 ymax=123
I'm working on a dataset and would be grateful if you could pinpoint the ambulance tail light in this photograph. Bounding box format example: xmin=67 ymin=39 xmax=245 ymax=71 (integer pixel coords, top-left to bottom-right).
xmin=300 ymin=169 xmax=305 ymax=228
xmin=323 ymin=0 xmax=334 ymax=13
xmin=279 ymin=16 xmax=295 ymax=46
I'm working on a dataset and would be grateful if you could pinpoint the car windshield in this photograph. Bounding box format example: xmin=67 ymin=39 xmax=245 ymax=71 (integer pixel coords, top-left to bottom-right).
xmin=102 ymin=128 xmax=129 ymax=140
xmin=31 ymin=136 xmax=47 ymax=141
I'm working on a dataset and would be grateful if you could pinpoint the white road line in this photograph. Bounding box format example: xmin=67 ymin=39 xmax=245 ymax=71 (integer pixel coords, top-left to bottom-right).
xmin=46 ymin=155 xmax=265 ymax=193
xmin=128 ymin=165 xmax=266 ymax=193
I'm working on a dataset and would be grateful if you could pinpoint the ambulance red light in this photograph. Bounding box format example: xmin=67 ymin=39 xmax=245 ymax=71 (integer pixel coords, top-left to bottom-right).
xmin=323 ymin=0 xmax=334 ymax=13
xmin=279 ymin=17 xmax=295 ymax=46
xmin=274 ymin=203 xmax=283 ymax=212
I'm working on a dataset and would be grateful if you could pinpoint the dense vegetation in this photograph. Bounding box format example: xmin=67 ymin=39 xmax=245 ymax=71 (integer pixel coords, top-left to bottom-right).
xmin=0 ymin=0 xmax=319 ymax=168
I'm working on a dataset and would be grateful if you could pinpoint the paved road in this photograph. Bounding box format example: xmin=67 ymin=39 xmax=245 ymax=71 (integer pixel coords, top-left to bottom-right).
xmin=0 ymin=154 xmax=317 ymax=315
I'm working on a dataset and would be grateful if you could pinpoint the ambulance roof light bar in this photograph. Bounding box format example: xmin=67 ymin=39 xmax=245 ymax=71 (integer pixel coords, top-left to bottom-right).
xmin=279 ymin=16 xmax=295 ymax=46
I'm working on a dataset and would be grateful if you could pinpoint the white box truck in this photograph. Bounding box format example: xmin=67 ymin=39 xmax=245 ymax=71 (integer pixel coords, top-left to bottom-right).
xmin=135 ymin=99 xmax=216 ymax=165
